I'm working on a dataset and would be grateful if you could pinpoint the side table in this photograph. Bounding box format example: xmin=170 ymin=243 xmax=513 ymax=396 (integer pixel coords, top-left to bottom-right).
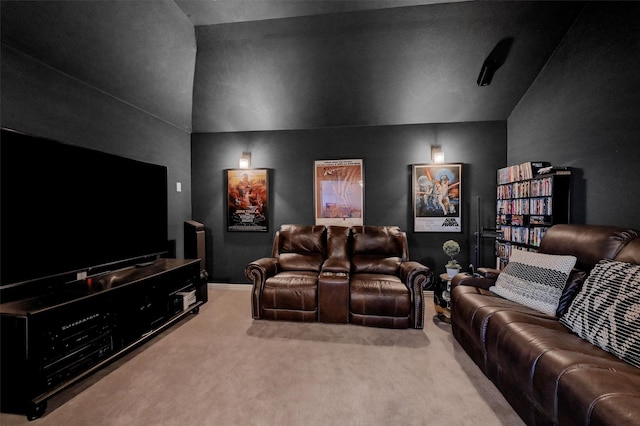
xmin=434 ymin=272 xmax=452 ymax=324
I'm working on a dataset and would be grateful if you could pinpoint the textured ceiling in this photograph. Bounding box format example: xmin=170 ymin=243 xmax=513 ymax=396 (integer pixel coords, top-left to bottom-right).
xmin=1 ymin=1 xmax=585 ymax=134
xmin=173 ymin=0 xmax=464 ymax=26
xmin=1 ymin=1 xmax=197 ymax=132
xmin=191 ymin=1 xmax=585 ymax=132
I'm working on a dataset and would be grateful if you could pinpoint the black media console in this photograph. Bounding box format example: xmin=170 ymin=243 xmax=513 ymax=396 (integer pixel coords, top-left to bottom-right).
xmin=0 ymin=258 xmax=207 ymax=420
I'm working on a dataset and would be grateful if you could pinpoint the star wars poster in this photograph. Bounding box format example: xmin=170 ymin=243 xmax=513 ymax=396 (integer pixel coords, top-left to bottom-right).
xmin=227 ymin=168 xmax=269 ymax=232
xmin=413 ymin=163 xmax=462 ymax=232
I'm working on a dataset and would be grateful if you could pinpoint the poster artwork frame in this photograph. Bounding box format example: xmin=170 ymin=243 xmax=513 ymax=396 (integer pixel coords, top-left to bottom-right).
xmin=413 ymin=163 xmax=463 ymax=233
xmin=226 ymin=168 xmax=269 ymax=232
xmin=314 ymin=159 xmax=364 ymax=227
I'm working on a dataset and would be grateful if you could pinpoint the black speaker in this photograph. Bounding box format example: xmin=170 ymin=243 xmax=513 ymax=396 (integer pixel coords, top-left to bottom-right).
xmin=477 ymin=37 xmax=514 ymax=86
xmin=184 ymin=220 xmax=206 ymax=273
xmin=477 ymin=60 xmax=496 ymax=86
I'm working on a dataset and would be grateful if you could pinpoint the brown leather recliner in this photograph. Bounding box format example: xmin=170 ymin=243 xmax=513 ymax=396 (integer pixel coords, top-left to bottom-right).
xmin=245 ymin=225 xmax=349 ymax=321
xmin=246 ymin=224 xmax=432 ymax=328
xmin=349 ymin=226 xmax=430 ymax=329
xmin=246 ymin=224 xmax=329 ymax=321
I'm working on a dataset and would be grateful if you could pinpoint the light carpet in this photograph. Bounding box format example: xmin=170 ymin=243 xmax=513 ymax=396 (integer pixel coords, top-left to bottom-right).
xmin=1 ymin=284 xmax=524 ymax=426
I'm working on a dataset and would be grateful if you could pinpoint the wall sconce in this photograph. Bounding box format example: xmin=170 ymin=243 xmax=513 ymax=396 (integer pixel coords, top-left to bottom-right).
xmin=431 ymin=145 xmax=445 ymax=164
xmin=239 ymin=152 xmax=251 ymax=169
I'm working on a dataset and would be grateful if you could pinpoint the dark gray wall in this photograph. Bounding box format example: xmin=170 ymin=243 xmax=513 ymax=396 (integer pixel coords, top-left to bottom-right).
xmin=508 ymin=2 xmax=640 ymax=229
xmin=192 ymin=122 xmax=506 ymax=283
xmin=1 ymin=45 xmax=192 ymax=257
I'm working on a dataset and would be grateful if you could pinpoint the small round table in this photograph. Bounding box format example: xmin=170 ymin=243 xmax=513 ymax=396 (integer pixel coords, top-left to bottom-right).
xmin=434 ymin=273 xmax=453 ymax=323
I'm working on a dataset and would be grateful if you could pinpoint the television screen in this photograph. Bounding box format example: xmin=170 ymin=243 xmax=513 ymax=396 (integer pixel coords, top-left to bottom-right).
xmin=1 ymin=128 xmax=168 ymax=286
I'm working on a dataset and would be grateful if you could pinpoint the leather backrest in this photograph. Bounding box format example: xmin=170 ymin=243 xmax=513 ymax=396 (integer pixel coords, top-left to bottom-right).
xmin=274 ymin=224 xmax=327 ymax=271
xmin=539 ymin=224 xmax=640 ymax=271
xmin=350 ymin=226 xmax=407 ymax=275
xmin=322 ymin=226 xmax=351 ymax=273
xmin=614 ymin=237 xmax=640 ymax=265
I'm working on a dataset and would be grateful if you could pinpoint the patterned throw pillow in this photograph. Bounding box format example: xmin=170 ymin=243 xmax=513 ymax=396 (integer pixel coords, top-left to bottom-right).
xmin=490 ymin=249 xmax=577 ymax=316
xmin=560 ymin=259 xmax=640 ymax=368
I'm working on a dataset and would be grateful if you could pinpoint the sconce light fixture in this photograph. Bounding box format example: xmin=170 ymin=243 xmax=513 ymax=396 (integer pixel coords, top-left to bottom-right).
xmin=239 ymin=152 xmax=251 ymax=169
xmin=431 ymin=145 xmax=445 ymax=164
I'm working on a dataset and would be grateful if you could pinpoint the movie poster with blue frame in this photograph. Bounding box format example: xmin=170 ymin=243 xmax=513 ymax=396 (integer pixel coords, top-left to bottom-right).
xmin=413 ymin=163 xmax=462 ymax=232
xmin=227 ymin=168 xmax=269 ymax=232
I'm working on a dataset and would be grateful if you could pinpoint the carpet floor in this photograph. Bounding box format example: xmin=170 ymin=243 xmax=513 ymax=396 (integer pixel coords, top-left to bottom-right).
xmin=1 ymin=284 xmax=524 ymax=426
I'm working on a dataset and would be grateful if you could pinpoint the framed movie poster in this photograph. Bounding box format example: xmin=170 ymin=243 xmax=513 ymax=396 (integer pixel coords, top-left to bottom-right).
xmin=227 ymin=168 xmax=269 ymax=232
xmin=413 ymin=163 xmax=462 ymax=232
xmin=314 ymin=159 xmax=364 ymax=226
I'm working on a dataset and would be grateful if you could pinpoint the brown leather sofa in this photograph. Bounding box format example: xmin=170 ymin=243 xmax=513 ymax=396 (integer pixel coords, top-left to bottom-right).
xmin=245 ymin=224 xmax=432 ymax=329
xmin=451 ymin=224 xmax=640 ymax=425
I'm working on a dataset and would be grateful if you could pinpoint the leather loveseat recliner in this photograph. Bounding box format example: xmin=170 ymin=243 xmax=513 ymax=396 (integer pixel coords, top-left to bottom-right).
xmin=245 ymin=224 xmax=432 ymax=329
xmin=451 ymin=224 xmax=640 ymax=425
xmin=348 ymin=225 xmax=430 ymax=329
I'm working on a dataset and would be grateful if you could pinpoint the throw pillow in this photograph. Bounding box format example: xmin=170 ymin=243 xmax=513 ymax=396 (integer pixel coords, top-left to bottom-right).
xmin=560 ymin=259 xmax=640 ymax=368
xmin=490 ymin=249 xmax=577 ymax=316
xmin=556 ymin=269 xmax=589 ymax=317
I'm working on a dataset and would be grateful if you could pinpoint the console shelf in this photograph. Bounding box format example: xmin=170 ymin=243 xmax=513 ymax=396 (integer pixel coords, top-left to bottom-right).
xmin=0 ymin=258 xmax=207 ymax=420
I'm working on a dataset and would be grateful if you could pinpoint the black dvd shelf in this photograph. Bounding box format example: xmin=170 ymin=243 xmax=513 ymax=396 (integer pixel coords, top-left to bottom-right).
xmin=495 ymin=162 xmax=571 ymax=269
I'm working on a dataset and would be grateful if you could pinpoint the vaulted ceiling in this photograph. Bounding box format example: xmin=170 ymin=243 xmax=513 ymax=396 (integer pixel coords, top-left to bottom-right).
xmin=173 ymin=0 xmax=464 ymax=26
xmin=1 ymin=1 xmax=585 ymax=133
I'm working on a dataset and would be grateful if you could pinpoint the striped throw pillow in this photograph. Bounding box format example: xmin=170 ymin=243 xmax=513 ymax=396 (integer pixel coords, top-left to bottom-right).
xmin=560 ymin=259 xmax=640 ymax=368
xmin=490 ymin=249 xmax=576 ymax=316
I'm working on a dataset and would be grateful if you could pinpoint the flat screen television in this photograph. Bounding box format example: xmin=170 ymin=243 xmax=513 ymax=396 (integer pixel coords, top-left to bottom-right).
xmin=1 ymin=128 xmax=168 ymax=288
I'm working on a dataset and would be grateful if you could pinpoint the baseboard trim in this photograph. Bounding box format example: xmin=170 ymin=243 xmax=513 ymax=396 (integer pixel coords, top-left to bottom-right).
xmin=207 ymin=283 xmax=252 ymax=291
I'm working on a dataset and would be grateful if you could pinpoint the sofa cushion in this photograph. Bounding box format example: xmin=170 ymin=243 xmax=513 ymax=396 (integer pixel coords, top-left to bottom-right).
xmin=539 ymin=224 xmax=640 ymax=271
xmin=490 ymin=249 xmax=577 ymax=316
xmin=351 ymin=255 xmax=401 ymax=275
xmin=483 ymin=310 xmax=635 ymax=423
xmin=351 ymin=225 xmax=405 ymax=257
xmin=350 ymin=274 xmax=410 ymax=317
xmin=263 ymin=271 xmax=318 ymax=311
xmin=556 ymin=367 xmax=640 ymax=425
xmin=276 ymin=224 xmax=326 ymax=271
xmin=278 ymin=252 xmax=325 ymax=272
xmin=560 ymin=259 xmax=640 ymax=368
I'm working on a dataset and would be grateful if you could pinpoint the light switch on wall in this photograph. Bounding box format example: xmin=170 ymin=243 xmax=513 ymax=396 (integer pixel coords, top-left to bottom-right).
xmin=176 ymin=182 xmax=182 ymax=192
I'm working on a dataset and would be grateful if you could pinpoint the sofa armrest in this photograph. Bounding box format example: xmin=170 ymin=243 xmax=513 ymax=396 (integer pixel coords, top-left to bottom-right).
xmin=477 ymin=267 xmax=501 ymax=279
xmin=245 ymin=257 xmax=278 ymax=282
xmin=245 ymin=257 xmax=278 ymax=319
xmin=400 ymin=261 xmax=433 ymax=329
xmin=451 ymin=271 xmax=497 ymax=290
xmin=401 ymin=261 xmax=433 ymax=290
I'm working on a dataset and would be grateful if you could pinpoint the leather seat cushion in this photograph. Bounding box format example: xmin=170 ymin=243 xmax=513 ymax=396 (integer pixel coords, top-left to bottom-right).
xmin=483 ymin=310 xmax=638 ymax=423
xmin=451 ymin=287 xmax=545 ymax=352
xmin=350 ymin=274 xmax=410 ymax=317
xmin=557 ymin=367 xmax=640 ymax=425
xmin=263 ymin=271 xmax=318 ymax=311
xmin=450 ymin=286 xmax=554 ymax=372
